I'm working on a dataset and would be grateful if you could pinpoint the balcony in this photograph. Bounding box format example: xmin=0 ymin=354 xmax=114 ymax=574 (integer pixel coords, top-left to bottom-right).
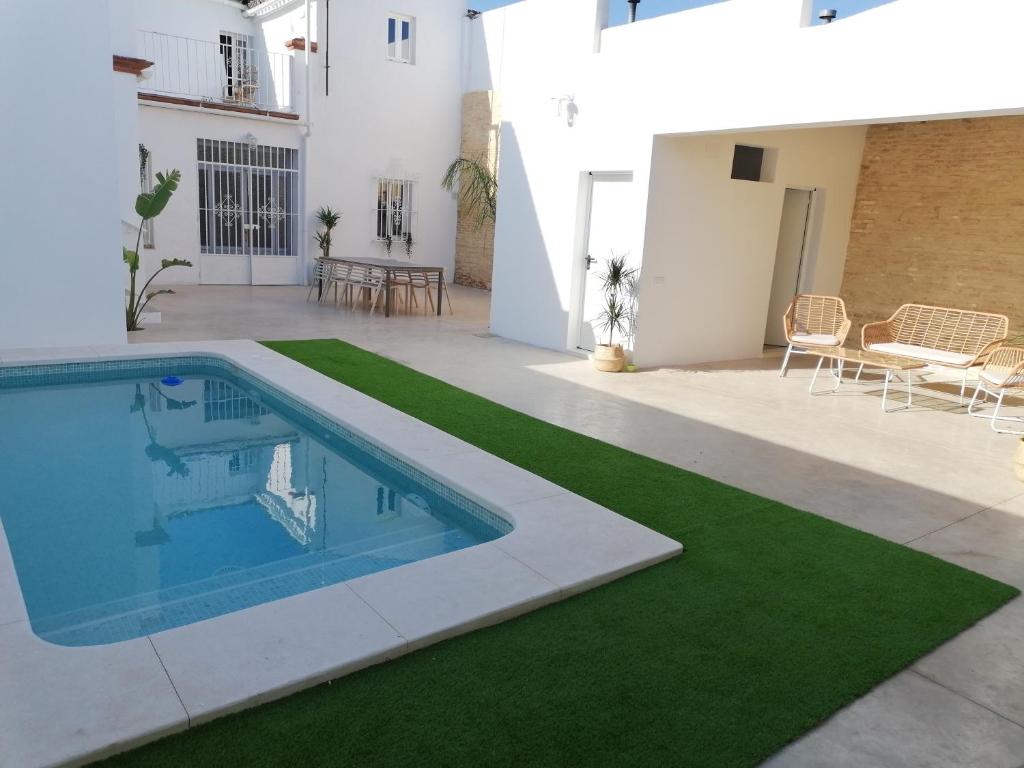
xmin=137 ymin=31 xmax=295 ymax=118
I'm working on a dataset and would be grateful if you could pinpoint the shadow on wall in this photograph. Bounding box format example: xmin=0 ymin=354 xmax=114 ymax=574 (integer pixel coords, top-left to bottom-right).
xmin=488 ymin=124 xmax=572 ymax=353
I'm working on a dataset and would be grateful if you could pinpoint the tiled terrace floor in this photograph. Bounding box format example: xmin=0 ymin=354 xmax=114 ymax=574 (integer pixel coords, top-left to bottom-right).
xmin=136 ymin=284 xmax=1024 ymax=767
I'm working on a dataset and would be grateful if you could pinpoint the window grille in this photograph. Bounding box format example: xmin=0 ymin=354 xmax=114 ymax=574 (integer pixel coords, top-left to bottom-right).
xmin=197 ymin=139 xmax=299 ymax=256
xmin=386 ymin=15 xmax=414 ymax=63
xmin=375 ymin=177 xmax=415 ymax=240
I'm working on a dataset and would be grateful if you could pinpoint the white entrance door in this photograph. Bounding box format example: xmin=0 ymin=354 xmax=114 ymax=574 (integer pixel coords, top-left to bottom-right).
xmin=576 ymin=174 xmax=634 ymax=352
xmin=765 ymin=188 xmax=813 ymax=347
xmin=198 ymin=139 xmax=300 ymax=285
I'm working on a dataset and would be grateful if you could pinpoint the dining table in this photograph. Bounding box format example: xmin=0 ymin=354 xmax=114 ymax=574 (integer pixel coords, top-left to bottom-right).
xmin=320 ymin=257 xmax=446 ymax=318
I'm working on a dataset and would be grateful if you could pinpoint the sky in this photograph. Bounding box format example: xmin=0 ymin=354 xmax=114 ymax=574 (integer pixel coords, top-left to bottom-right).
xmin=469 ymin=0 xmax=894 ymax=25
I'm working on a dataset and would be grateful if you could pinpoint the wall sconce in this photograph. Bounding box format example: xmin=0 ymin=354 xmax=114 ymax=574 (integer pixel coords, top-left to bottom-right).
xmin=552 ymin=94 xmax=578 ymax=128
xmin=244 ymin=132 xmax=259 ymax=148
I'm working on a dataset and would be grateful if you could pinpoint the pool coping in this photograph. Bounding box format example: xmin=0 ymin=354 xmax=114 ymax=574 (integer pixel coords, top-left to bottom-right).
xmin=0 ymin=340 xmax=683 ymax=768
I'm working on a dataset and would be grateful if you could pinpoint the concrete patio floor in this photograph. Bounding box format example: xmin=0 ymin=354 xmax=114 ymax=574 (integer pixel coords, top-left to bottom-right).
xmin=137 ymin=284 xmax=1024 ymax=768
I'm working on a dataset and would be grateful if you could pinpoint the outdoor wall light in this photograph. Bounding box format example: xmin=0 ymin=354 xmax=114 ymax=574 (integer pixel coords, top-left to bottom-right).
xmin=552 ymin=95 xmax=578 ymax=128
xmin=244 ymin=132 xmax=259 ymax=148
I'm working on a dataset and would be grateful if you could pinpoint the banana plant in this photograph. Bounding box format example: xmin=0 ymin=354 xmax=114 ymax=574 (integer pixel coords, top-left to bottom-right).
xmin=124 ymin=169 xmax=191 ymax=331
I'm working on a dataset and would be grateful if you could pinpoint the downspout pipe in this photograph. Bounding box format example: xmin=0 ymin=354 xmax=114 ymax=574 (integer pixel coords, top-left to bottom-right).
xmin=627 ymin=0 xmax=640 ymax=23
xmin=302 ymin=0 xmax=312 ymax=285
xmin=304 ymin=0 xmax=311 ymax=137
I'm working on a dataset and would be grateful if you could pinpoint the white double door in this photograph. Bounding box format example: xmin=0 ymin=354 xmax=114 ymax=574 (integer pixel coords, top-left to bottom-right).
xmin=199 ymin=164 xmax=299 ymax=286
xmin=576 ymin=173 xmax=635 ymax=352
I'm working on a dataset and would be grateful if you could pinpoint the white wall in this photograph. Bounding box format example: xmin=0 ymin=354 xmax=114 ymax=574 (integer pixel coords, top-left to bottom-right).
xmin=0 ymin=1 xmax=126 ymax=349
xmin=636 ymin=127 xmax=866 ymax=367
xmin=304 ymin=0 xmax=465 ymax=276
xmin=477 ymin=0 xmax=1024 ymax=363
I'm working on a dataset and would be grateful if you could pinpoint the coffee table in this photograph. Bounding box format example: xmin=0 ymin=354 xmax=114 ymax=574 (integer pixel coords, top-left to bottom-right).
xmin=808 ymin=346 xmax=926 ymax=412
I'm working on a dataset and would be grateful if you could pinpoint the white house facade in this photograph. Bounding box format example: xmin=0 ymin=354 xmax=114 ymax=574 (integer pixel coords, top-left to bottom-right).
xmin=114 ymin=0 xmax=464 ymax=289
xmin=466 ymin=0 xmax=1024 ymax=367
xmin=4 ymin=0 xmax=1024 ymax=366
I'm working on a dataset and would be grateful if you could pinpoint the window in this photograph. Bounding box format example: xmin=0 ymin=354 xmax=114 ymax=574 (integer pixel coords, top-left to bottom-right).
xmin=376 ymin=177 xmax=415 ymax=240
xmin=219 ymin=31 xmax=255 ymax=100
xmin=197 ymin=139 xmax=299 ymax=256
xmin=386 ymin=14 xmax=414 ymax=63
xmin=139 ymin=143 xmax=155 ymax=248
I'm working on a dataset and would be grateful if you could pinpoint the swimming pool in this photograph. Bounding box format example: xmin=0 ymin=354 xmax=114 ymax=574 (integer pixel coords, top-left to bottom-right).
xmin=0 ymin=356 xmax=511 ymax=646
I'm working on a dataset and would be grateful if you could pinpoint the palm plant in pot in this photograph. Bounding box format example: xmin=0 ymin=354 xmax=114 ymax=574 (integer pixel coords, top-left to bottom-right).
xmin=592 ymin=254 xmax=637 ymax=372
xmin=313 ymin=206 xmax=341 ymax=260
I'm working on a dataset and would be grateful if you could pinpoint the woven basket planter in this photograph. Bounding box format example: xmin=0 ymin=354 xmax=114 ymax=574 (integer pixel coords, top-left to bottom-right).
xmin=593 ymin=344 xmax=625 ymax=373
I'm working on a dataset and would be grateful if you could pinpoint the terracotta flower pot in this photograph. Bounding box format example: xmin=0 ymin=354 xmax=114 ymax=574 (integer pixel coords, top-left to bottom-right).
xmin=593 ymin=344 xmax=625 ymax=373
xmin=1014 ymin=439 xmax=1024 ymax=482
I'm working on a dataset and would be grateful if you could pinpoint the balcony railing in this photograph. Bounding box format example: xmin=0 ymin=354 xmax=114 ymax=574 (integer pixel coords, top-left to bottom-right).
xmin=137 ymin=31 xmax=294 ymax=114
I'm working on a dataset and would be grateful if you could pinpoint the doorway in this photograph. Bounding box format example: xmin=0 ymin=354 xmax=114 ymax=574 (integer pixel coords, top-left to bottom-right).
xmin=575 ymin=173 xmax=634 ymax=352
xmin=765 ymin=188 xmax=814 ymax=347
xmin=197 ymin=139 xmax=300 ymax=285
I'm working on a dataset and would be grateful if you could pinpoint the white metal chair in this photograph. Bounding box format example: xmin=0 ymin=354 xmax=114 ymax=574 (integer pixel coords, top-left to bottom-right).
xmin=319 ymin=261 xmax=351 ymax=306
xmin=306 ymin=258 xmax=332 ymax=302
xmin=967 ymin=345 xmax=1024 ymax=433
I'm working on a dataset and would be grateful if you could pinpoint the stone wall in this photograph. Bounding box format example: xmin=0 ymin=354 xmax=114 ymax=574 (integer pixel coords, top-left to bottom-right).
xmin=453 ymin=91 xmax=501 ymax=290
xmin=841 ymin=117 xmax=1024 ymax=337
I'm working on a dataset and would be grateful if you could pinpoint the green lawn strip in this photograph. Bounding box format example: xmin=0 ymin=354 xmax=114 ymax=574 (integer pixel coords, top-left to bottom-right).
xmin=100 ymin=338 xmax=1018 ymax=768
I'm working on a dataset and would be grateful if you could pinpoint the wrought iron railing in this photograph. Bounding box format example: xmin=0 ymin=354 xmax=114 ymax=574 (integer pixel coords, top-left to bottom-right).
xmin=137 ymin=30 xmax=293 ymax=113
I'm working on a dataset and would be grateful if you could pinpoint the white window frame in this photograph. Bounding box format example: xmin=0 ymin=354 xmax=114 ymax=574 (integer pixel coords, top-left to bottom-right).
xmin=385 ymin=14 xmax=414 ymax=64
xmin=375 ymin=177 xmax=416 ymax=241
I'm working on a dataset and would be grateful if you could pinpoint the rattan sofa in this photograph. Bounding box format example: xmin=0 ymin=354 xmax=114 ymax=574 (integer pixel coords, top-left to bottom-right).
xmin=778 ymin=295 xmax=852 ymax=377
xmin=861 ymin=304 xmax=1009 ymax=402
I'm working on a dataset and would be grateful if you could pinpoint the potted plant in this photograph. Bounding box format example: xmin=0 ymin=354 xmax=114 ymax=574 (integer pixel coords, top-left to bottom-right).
xmin=382 ymin=233 xmax=394 ymax=258
xmin=123 ymin=169 xmax=191 ymax=332
xmin=592 ymin=254 xmax=637 ymax=373
xmin=404 ymin=232 xmax=415 ymax=260
xmin=313 ymin=206 xmax=341 ymax=260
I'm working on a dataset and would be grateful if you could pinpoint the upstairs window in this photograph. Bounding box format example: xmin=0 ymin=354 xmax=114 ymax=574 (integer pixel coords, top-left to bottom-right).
xmin=386 ymin=14 xmax=414 ymax=63
xmin=219 ymin=31 xmax=255 ymax=102
xmin=376 ymin=178 xmax=415 ymax=240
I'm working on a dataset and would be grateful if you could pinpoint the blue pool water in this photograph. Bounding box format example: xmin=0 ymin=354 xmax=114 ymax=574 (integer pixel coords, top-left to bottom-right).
xmin=0 ymin=357 xmax=510 ymax=646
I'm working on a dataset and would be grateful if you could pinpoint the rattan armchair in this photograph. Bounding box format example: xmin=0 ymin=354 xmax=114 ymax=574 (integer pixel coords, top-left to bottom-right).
xmin=778 ymin=295 xmax=851 ymax=378
xmin=967 ymin=345 xmax=1024 ymax=433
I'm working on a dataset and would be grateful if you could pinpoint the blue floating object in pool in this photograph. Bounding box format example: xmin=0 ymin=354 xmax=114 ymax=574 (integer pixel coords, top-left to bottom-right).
xmin=161 ymin=376 xmax=184 ymax=387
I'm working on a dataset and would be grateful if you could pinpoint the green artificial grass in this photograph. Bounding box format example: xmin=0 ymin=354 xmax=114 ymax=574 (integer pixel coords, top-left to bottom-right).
xmin=102 ymin=339 xmax=1018 ymax=768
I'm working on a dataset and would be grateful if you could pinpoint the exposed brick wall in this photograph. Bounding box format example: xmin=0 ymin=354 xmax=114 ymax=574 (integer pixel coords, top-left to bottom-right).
xmin=453 ymin=91 xmax=501 ymax=290
xmin=841 ymin=117 xmax=1024 ymax=339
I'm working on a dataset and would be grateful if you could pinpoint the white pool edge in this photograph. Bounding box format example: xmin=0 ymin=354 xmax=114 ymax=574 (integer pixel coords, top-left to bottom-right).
xmin=0 ymin=340 xmax=683 ymax=768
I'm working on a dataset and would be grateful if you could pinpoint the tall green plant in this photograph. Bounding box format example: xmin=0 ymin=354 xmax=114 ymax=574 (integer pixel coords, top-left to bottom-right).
xmin=124 ymin=169 xmax=191 ymax=332
xmin=314 ymin=206 xmax=341 ymax=259
xmin=595 ymin=253 xmax=638 ymax=347
xmin=441 ymin=155 xmax=498 ymax=228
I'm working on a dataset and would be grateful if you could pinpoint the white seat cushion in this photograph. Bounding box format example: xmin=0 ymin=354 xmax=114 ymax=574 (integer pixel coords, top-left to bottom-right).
xmin=868 ymin=342 xmax=975 ymax=367
xmin=791 ymin=333 xmax=840 ymax=347
xmin=980 ymin=369 xmax=1004 ymax=386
